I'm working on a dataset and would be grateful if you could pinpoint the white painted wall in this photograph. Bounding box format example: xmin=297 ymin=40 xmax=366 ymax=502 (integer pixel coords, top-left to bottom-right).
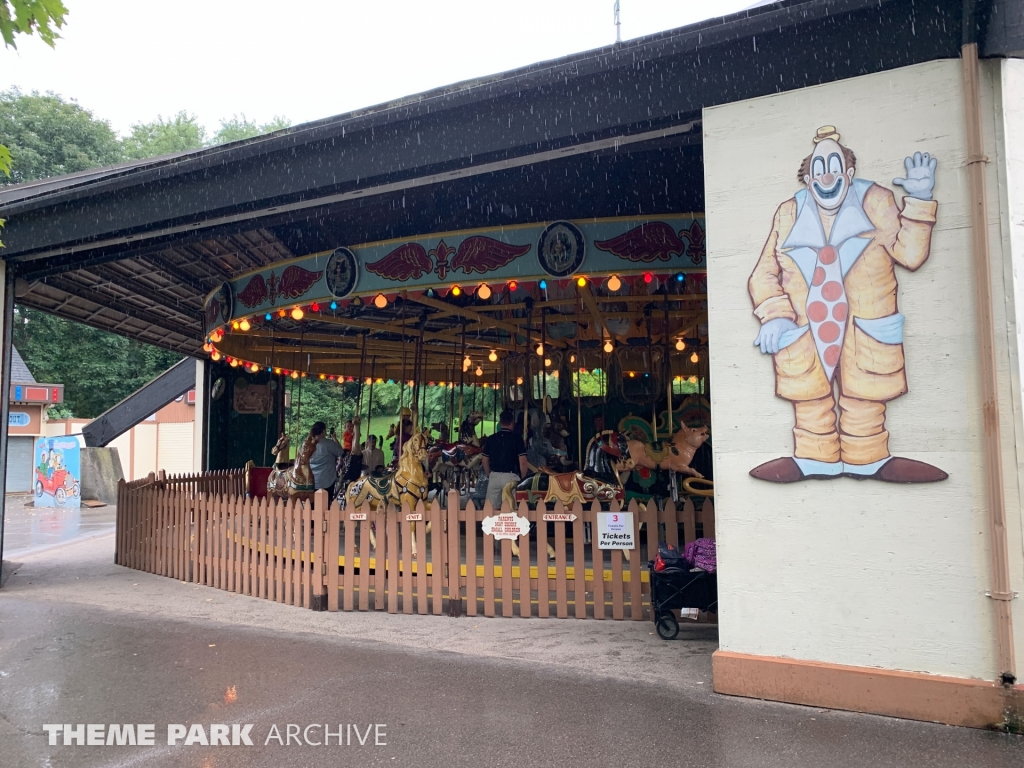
xmin=704 ymin=59 xmax=1024 ymax=681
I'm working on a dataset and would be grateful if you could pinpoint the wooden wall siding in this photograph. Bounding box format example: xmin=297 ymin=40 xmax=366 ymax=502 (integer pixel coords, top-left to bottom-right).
xmin=115 ymin=470 xmax=715 ymax=623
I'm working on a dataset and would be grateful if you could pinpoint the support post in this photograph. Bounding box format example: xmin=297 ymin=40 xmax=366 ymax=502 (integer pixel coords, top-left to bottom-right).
xmin=0 ymin=264 xmax=15 ymax=579
xmin=962 ymin=40 xmax=1016 ymax=684
xmin=193 ymin=359 xmax=206 ymax=472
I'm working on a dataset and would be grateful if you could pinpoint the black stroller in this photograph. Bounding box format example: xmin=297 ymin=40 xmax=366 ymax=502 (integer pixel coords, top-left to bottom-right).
xmin=649 ymin=543 xmax=718 ymax=640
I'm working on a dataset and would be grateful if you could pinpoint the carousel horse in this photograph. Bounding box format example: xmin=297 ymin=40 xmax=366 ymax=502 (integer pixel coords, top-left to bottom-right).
xmin=501 ymin=433 xmax=632 ymax=560
xmin=346 ymin=430 xmax=431 ymax=556
xmin=459 ymin=410 xmax=485 ymax=445
xmin=269 ymin=433 xmax=293 ymax=468
xmin=430 ymin=421 xmax=451 ymax=443
xmin=267 ymin=431 xmax=317 ymax=502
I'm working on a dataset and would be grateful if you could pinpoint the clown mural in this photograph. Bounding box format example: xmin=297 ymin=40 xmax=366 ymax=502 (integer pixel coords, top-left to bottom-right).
xmin=748 ymin=125 xmax=947 ymax=484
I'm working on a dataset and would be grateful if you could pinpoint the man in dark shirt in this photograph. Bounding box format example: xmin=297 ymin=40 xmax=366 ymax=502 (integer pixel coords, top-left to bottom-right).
xmin=481 ymin=409 xmax=528 ymax=509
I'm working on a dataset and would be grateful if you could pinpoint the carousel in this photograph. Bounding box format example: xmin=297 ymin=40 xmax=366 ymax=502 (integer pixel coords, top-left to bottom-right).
xmin=202 ymin=214 xmax=714 ymax=513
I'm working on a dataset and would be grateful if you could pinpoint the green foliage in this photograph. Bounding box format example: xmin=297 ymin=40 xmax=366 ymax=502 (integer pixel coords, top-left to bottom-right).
xmin=122 ymin=111 xmax=206 ymax=160
xmin=0 ymin=0 xmax=67 ymax=49
xmin=13 ymin=307 xmax=183 ymax=418
xmin=284 ymin=380 xmax=500 ymax=450
xmin=0 ymin=89 xmax=122 ymax=185
xmin=213 ymin=114 xmax=290 ymax=145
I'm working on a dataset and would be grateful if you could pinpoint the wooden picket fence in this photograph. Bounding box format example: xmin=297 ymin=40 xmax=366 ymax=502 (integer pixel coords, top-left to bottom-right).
xmin=116 ymin=469 xmax=325 ymax=608
xmin=115 ymin=470 xmax=715 ymax=622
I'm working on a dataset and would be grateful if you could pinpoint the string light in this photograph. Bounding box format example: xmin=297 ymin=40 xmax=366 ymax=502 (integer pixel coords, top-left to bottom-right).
xmin=507 ymin=280 xmax=518 ymax=291
xmin=676 ymin=339 xmax=686 ymax=351
xmin=319 ymin=373 xmax=326 ymax=380
xmin=477 ymin=284 xmax=492 ymax=300
xmin=643 ymin=272 xmax=653 ymax=284
xmin=539 ymin=279 xmax=547 ymax=290
xmin=676 ymin=273 xmax=685 ymax=283
xmin=516 ymin=377 xmax=524 ymax=385
xmin=265 ymin=313 xmax=272 ymax=321
xmin=576 ymin=275 xmax=587 ymax=287
xmin=374 ymin=294 xmax=388 ymax=309
xmin=291 ymin=307 xmax=304 ymax=320
xmin=291 ymin=370 xmax=300 ymax=379
xmin=603 ymin=339 xmax=614 ymax=353
xmin=330 ymin=301 xmax=338 ymax=310
xmin=229 ymin=358 xmax=239 ymax=368
xmin=250 ymin=363 xmax=260 ymax=373
xmin=274 ymin=368 xmax=281 ymax=374
xmin=278 ymin=309 xmax=287 ymax=318
xmin=475 ymin=366 xmax=483 ymax=377
xmin=310 ymin=302 xmax=320 ymax=312
xmin=211 ymin=351 xmax=222 ymax=361
xmin=689 ymin=375 xmax=698 ymax=384
xmin=231 ymin=320 xmax=240 ymax=330
xmin=365 ymin=377 xmax=373 ymax=385
xmin=488 ymin=350 xmax=498 ymax=362
xmin=451 ymin=285 xmax=462 ymax=297
xmin=210 ymin=329 xmax=224 ymax=343
xmin=569 ymin=354 xmax=576 ymax=363
xmin=239 ymin=318 xmax=251 ymax=332
xmin=607 ymin=275 xmax=622 ymax=291
xmin=536 ymin=343 xmax=544 ymax=356
xmin=202 ymin=342 xmax=213 ymax=353
xmin=690 ymin=351 xmax=699 ymax=363
xmin=628 ymin=371 xmax=636 ymax=378
xmin=544 ymin=358 xmax=552 ymax=367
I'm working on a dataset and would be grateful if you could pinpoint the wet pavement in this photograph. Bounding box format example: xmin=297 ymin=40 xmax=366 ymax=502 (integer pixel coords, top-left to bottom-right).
xmin=0 ymin=534 xmax=1022 ymax=767
xmin=2 ymin=494 xmax=115 ymax=557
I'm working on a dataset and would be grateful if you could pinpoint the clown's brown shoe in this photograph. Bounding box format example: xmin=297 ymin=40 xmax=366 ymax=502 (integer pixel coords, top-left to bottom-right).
xmin=867 ymin=457 xmax=948 ymax=483
xmin=750 ymin=457 xmax=806 ymax=483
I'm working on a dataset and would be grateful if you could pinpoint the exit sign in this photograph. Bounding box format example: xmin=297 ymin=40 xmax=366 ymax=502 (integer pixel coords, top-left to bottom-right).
xmin=10 ymin=383 xmax=63 ymax=404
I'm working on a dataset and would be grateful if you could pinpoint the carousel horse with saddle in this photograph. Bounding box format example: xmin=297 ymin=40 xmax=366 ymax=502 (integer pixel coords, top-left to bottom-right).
xmin=267 ymin=430 xmax=318 ymax=502
xmin=345 ymin=429 xmax=431 ymax=556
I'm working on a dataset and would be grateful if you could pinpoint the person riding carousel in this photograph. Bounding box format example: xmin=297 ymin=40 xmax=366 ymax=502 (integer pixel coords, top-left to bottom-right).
xmin=389 ymin=407 xmax=415 ymax=467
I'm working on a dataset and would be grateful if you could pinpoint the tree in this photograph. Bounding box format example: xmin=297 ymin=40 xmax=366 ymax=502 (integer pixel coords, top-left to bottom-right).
xmin=213 ymin=114 xmax=290 ymax=145
xmin=122 ymin=111 xmax=206 ymax=160
xmin=1 ymin=0 xmax=70 ymax=223
xmin=0 ymin=88 xmax=121 ymax=185
xmin=0 ymin=0 xmax=66 ymax=50
xmin=13 ymin=307 xmax=182 ymax=418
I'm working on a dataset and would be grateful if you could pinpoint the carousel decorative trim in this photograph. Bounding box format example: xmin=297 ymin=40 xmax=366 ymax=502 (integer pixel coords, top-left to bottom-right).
xmin=203 ymin=214 xmax=705 ymax=334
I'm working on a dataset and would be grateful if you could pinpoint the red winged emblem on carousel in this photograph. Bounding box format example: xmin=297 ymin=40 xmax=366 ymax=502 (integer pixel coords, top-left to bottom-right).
xmin=595 ymin=220 xmax=705 ymax=265
xmin=237 ymin=265 xmax=324 ymax=308
xmin=366 ymin=236 xmax=531 ymax=281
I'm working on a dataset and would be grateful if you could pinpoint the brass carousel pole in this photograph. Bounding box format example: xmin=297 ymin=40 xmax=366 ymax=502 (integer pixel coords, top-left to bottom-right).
xmin=458 ymin=321 xmax=467 ymax=439
xmin=663 ymin=289 xmax=674 ymax=433
xmin=523 ymin=297 xmax=533 ymax=445
xmin=646 ymin=305 xmax=657 ymax=442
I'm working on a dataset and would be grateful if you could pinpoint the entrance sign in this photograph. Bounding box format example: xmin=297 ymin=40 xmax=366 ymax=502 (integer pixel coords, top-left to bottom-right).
xmin=481 ymin=512 xmax=530 ymax=540
xmin=542 ymin=512 xmax=577 ymax=522
xmin=597 ymin=512 xmax=635 ymax=550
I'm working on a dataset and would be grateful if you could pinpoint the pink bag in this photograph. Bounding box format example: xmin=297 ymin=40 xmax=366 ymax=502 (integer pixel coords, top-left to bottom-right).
xmin=683 ymin=538 xmax=717 ymax=573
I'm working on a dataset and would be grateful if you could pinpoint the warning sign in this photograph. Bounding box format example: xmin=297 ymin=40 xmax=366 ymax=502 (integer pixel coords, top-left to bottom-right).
xmin=596 ymin=512 xmax=635 ymax=550
xmin=481 ymin=512 xmax=530 ymax=541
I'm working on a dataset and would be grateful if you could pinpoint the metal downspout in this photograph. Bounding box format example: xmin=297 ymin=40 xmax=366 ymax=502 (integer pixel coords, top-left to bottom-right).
xmin=961 ymin=18 xmax=1016 ymax=682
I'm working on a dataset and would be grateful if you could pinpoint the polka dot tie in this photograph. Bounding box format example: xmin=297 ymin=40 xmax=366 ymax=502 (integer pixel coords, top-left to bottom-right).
xmin=805 ymin=245 xmax=848 ymax=382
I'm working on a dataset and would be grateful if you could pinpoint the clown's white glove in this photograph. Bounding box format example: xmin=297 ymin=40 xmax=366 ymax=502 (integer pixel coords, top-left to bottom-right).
xmin=754 ymin=318 xmax=798 ymax=355
xmin=893 ymin=152 xmax=937 ymax=200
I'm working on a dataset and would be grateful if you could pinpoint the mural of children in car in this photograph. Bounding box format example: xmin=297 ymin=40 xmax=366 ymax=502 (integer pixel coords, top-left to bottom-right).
xmin=33 ymin=437 xmax=81 ymax=508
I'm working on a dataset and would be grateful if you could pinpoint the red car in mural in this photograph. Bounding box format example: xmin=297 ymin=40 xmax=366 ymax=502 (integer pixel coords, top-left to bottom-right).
xmin=34 ymin=467 xmax=81 ymax=507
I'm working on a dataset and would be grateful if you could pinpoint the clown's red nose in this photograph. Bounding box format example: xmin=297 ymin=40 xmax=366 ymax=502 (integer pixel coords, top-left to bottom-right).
xmin=821 ymin=173 xmax=835 ymax=185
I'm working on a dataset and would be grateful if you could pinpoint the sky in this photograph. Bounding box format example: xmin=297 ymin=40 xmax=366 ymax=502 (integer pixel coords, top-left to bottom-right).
xmin=1 ymin=0 xmax=754 ymax=137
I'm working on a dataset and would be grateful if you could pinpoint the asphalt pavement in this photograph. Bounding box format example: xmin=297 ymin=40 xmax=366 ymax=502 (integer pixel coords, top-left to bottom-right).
xmin=0 ymin=533 xmax=1022 ymax=768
